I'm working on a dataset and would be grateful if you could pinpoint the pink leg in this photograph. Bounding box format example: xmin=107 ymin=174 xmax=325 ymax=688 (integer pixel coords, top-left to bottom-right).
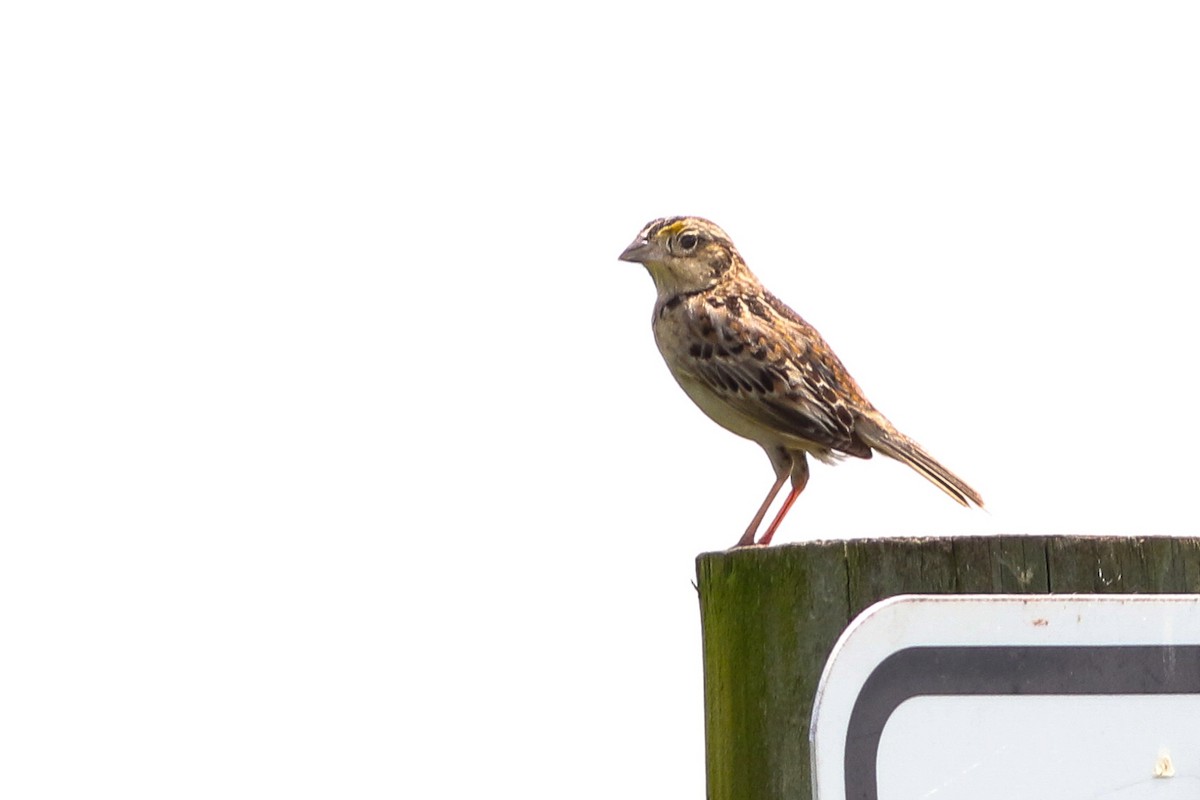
xmin=757 ymin=457 xmax=810 ymax=546
xmin=733 ymin=471 xmax=788 ymax=548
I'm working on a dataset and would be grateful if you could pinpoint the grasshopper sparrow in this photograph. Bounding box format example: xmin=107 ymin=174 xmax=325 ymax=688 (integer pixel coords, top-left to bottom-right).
xmin=619 ymin=216 xmax=983 ymax=547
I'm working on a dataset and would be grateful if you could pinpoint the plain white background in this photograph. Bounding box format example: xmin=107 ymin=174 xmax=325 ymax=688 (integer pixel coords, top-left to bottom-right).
xmin=2 ymin=1 xmax=1198 ymax=797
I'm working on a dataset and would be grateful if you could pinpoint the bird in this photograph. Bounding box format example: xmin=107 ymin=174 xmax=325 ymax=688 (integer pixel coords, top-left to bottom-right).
xmin=618 ymin=216 xmax=983 ymax=547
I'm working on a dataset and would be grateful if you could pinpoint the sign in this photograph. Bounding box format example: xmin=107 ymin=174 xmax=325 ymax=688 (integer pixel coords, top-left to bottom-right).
xmin=811 ymin=595 xmax=1200 ymax=800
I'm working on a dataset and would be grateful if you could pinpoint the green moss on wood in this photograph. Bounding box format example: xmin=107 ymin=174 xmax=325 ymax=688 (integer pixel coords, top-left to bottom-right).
xmin=697 ymin=535 xmax=1200 ymax=800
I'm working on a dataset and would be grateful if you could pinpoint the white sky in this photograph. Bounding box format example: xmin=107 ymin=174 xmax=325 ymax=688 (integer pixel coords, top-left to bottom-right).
xmin=2 ymin=1 xmax=1199 ymax=797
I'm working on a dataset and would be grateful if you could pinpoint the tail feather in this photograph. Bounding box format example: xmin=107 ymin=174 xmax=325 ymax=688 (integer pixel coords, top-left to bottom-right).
xmin=856 ymin=416 xmax=984 ymax=507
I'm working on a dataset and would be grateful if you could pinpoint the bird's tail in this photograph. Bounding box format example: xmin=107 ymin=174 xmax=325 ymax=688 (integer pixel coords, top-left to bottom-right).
xmin=855 ymin=415 xmax=984 ymax=507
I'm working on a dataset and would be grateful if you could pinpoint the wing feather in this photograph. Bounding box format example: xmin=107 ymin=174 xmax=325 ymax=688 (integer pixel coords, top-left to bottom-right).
xmin=670 ymin=292 xmax=873 ymax=459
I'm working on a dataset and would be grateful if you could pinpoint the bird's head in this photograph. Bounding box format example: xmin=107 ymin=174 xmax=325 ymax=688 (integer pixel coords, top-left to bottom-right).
xmin=618 ymin=216 xmax=740 ymax=297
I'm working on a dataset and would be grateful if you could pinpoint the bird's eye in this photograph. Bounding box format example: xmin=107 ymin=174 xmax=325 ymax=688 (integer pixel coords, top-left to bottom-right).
xmin=678 ymin=233 xmax=699 ymax=251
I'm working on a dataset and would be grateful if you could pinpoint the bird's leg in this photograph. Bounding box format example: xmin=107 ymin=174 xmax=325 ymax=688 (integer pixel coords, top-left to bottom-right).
xmin=733 ymin=472 xmax=788 ymax=547
xmin=733 ymin=449 xmax=792 ymax=548
xmin=757 ymin=455 xmax=810 ymax=546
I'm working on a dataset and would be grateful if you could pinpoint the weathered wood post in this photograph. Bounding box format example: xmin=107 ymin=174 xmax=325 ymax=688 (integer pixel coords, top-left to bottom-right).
xmin=696 ymin=535 xmax=1200 ymax=800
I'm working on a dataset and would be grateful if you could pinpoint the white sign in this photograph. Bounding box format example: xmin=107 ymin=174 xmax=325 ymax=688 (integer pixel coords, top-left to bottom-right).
xmin=810 ymin=595 xmax=1200 ymax=800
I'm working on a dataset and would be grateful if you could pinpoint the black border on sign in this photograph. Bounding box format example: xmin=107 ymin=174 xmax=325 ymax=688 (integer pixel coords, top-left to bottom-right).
xmin=844 ymin=645 xmax=1200 ymax=800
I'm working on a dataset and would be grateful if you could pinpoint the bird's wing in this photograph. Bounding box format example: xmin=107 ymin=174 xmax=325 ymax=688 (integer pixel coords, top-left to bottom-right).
xmin=673 ymin=290 xmax=873 ymax=459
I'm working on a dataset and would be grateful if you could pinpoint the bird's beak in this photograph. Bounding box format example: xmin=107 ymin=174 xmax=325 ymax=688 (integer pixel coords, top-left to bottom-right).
xmin=618 ymin=236 xmax=653 ymax=264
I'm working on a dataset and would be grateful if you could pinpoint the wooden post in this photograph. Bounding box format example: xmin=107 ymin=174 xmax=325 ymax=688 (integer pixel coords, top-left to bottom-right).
xmin=696 ymin=535 xmax=1200 ymax=800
